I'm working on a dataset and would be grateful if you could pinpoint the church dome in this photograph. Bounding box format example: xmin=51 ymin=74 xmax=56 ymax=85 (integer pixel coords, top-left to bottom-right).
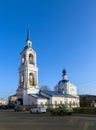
xmin=55 ymin=69 xmax=77 ymax=96
xmin=62 ymin=69 xmax=67 ymax=75
xmin=57 ymin=68 xmax=69 ymax=84
xmin=58 ymin=79 xmax=69 ymax=85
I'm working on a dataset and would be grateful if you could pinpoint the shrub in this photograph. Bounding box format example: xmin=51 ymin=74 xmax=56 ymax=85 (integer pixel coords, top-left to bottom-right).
xmin=73 ymin=107 xmax=96 ymax=114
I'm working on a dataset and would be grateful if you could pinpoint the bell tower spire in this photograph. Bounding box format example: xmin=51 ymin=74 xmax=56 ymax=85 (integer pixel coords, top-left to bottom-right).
xmin=27 ymin=24 xmax=30 ymax=41
xmin=26 ymin=24 xmax=32 ymax=47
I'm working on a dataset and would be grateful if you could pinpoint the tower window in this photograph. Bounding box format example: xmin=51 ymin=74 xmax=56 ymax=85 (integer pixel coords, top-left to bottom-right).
xmin=29 ymin=73 xmax=34 ymax=86
xmin=29 ymin=54 xmax=34 ymax=64
xmin=22 ymin=54 xmax=25 ymax=64
xmin=20 ymin=73 xmax=24 ymax=85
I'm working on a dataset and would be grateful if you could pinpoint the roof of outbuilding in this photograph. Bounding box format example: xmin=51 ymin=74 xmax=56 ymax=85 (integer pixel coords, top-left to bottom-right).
xmin=29 ymin=94 xmax=49 ymax=99
xmin=42 ymin=90 xmax=77 ymax=98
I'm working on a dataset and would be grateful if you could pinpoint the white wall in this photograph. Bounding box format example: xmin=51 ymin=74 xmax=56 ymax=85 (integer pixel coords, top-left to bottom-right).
xmin=51 ymin=96 xmax=79 ymax=108
xmin=28 ymin=95 xmax=37 ymax=105
xmin=38 ymin=99 xmax=48 ymax=108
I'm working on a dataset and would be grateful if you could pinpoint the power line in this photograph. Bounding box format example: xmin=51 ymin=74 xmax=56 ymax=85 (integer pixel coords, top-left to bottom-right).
xmin=76 ymin=80 xmax=96 ymax=86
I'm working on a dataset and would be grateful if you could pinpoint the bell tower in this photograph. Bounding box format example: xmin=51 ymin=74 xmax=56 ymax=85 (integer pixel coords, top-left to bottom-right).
xmin=17 ymin=26 xmax=39 ymax=105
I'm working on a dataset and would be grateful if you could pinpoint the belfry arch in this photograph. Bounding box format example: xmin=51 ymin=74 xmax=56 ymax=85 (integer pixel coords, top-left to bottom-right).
xmin=29 ymin=73 xmax=34 ymax=86
xmin=20 ymin=73 xmax=24 ymax=85
xmin=21 ymin=54 xmax=25 ymax=64
xmin=29 ymin=53 xmax=34 ymax=64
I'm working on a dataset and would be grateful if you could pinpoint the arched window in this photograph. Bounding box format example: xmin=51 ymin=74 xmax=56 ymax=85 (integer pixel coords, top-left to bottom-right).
xmin=21 ymin=54 xmax=25 ymax=64
xmin=20 ymin=73 xmax=24 ymax=85
xmin=73 ymin=101 xmax=75 ymax=106
xmin=29 ymin=54 xmax=33 ymax=64
xmin=29 ymin=73 xmax=34 ymax=86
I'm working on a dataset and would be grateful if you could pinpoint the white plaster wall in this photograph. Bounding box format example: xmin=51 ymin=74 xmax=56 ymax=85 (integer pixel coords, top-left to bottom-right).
xmin=38 ymin=99 xmax=48 ymax=108
xmin=23 ymin=90 xmax=28 ymax=105
xmin=51 ymin=96 xmax=79 ymax=108
xmin=51 ymin=96 xmax=66 ymax=107
xmin=28 ymin=95 xmax=37 ymax=105
xmin=68 ymin=82 xmax=77 ymax=96
xmin=25 ymin=95 xmax=48 ymax=106
xmin=27 ymin=88 xmax=39 ymax=94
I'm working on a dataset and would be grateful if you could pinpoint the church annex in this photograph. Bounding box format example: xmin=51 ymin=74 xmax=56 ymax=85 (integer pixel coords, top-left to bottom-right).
xmin=17 ymin=27 xmax=79 ymax=108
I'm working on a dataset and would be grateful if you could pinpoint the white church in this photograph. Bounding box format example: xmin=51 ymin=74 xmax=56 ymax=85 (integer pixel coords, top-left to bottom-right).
xmin=17 ymin=27 xmax=79 ymax=108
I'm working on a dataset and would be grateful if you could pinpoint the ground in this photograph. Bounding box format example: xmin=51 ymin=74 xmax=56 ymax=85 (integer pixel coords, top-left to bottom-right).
xmin=0 ymin=110 xmax=96 ymax=130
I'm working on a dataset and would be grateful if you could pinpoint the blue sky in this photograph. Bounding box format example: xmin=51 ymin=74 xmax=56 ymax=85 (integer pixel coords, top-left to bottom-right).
xmin=0 ymin=0 xmax=96 ymax=100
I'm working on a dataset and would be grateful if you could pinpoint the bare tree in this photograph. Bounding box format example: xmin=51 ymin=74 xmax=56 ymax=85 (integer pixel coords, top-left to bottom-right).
xmin=40 ymin=85 xmax=50 ymax=91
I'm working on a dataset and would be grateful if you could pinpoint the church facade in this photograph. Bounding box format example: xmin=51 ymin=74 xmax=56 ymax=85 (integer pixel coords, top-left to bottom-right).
xmin=17 ymin=28 xmax=79 ymax=108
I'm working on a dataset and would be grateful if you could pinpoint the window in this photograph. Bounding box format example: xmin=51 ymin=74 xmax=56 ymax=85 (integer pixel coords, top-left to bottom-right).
xmin=29 ymin=73 xmax=34 ymax=86
xmin=73 ymin=101 xmax=75 ymax=106
xmin=55 ymin=101 xmax=57 ymax=105
xmin=69 ymin=101 xmax=72 ymax=106
xmin=20 ymin=73 xmax=24 ymax=85
xmin=40 ymin=102 xmax=44 ymax=106
xmin=65 ymin=101 xmax=67 ymax=104
xmin=29 ymin=54 xmax=33 ymax=64
xmin=21 ymin=54 xmax=25 ymax=64
xmin=60 ymin=101 xmax=62 ymax=104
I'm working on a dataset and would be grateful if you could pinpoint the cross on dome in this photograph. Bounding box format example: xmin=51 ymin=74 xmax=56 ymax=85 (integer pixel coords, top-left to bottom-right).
xmin=62 ymin=69 xmax=67 ymax=76
xmin=62 ymin=68 xmax=67 ymax=80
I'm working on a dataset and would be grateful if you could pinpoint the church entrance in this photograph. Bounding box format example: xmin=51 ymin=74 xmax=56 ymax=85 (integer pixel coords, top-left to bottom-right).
xmin=18 ymin=98 xmax=23 ymax=105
